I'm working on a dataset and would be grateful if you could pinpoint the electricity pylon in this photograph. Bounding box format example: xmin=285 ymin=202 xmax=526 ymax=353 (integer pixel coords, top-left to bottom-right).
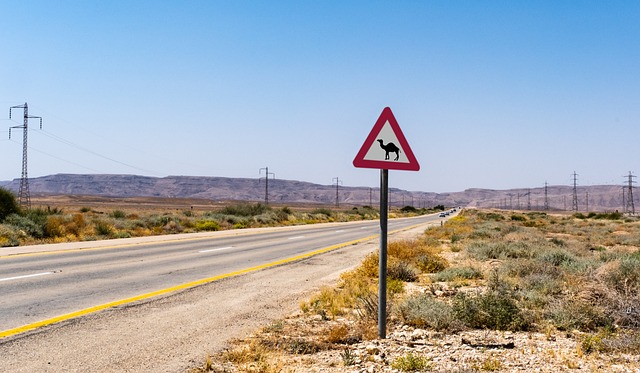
xmin=8 ymin=103 xmax=42 ymax=209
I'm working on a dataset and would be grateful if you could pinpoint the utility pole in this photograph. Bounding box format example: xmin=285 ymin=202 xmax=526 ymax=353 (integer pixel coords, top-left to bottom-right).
xmin=369 ymin=187 xmax=372 ymax=207
xmin=625 ymin=172 xmax=636 ymax=215
xmin=8 ymin=103 xmax=42 ymax=209
xmin=527 ymin=189 xmax=531 ymax=210
xmin=544 ymin=182 xmax=549 ymax=211
xmin=259 ymin=167 xmax=275 ymax=205
xmin=571 ymin=171 xmax=579 ymax=212
xmin=332 ymin=177 xmax=342 ymax=207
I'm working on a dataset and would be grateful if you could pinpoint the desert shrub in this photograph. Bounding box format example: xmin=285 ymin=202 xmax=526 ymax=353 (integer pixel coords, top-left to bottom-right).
xmin=598 ymin=330 xmax=640 ymax=354
xmin=353 ymin=252 xmax=379 ymax=278
xmin=416 ymin=253 xmax=449 ymax=273
xmin=467 ymin=241 xmax=536 ymax=260
xmin=162 ymin=220 xmax=183 ymax=234
xmin=432 ymin=266 xmax=483 ymax=282
xmin=147 ymin=214 xmax=175 ymax=227
xmin=594 ymin=212 xmax=623 ymax=220
xmin=547 ymin=297 xmax=611 ymax=332
xmin=388 ymin=239 xmax=431 ymax=263
xmin=391 ymin=352 xmax=432 ymax=372
xmin=452 ymin=289 xmax=529 ymax=331
xmin=400 ymin=205 xmax=417 ymax=213
xmin=253 ymin=211 xmax=279 ymax=225
xmin=311 ymin=208 xmax=333 ymax=217
xmin=94 ymin=221 xmax=113 ymax=236
xmin=0 ymin=225 xmax=20 ymax=247
xmin=4 ymin=213 xmax=46 ymax=238
xmin=604 ymin=254 xmax=640 ymax=295
xmin=44 ymin=215 xmax=67 ymax=238
xmin=109 ymin=210 xmax=126 ymax=219
xmin=387 ymin=261 xmax=418 ymax=282
xmin=478 ymin=212 xmax=504 ymax=221
xmin=511 ymin=214 xmax=526 ymax=222
xmin=219 ymin=203 xmax=269 ymax=217
xmin=0 ymin=188 xmax=20 ymax=221
xmin=396 ymin=293 xmax=458 ymax=331
xmin=540 ymin=250 xmax=576 ymax=267
xmin=469 ymin=223 xmax=502 ymax=239
xmin=194 ymin=220 xmax=221 ymax=232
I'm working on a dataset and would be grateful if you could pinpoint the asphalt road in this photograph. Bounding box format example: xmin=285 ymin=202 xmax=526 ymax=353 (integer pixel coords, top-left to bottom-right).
xmin=0 ymin=213 xmax=443 ymax=336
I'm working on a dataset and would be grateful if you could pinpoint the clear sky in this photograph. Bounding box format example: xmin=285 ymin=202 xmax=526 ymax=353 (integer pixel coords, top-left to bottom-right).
xmin=1 ymin=1 xmax=638 ymax=193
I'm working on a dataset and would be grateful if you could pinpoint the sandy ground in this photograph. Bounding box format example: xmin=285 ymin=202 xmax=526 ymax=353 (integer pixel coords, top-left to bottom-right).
xmin=0 ymin=222 xmax=433 ymax=372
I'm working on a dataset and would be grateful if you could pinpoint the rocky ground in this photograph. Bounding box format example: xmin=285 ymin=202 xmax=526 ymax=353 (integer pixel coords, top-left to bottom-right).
xmin=204 ymin=299 xmax=640 ymax=373
xmin=200 ymin=212 xmax=640 ymax=373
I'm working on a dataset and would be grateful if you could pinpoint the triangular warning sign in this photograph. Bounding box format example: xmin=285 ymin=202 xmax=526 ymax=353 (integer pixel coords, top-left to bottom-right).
xmin=353 ymin=107 xmax=420 ymax=171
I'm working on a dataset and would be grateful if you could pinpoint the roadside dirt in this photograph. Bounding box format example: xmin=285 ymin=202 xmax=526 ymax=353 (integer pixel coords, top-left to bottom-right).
xmin=0 ymin=222 xmax=434 ymax=372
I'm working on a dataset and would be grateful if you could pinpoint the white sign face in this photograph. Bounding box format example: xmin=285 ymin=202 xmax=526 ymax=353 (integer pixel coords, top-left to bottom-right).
xmin=362 ymin=120 xmax=411 ymax=164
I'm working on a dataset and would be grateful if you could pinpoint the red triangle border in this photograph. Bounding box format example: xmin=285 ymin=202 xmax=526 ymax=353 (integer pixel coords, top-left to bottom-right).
xmin=353 ymin=107 xmax=420 ymax=171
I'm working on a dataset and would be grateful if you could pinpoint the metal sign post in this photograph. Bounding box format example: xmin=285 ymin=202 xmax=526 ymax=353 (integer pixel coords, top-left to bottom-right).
xmin=353 ymin=107 xmax=420 ymax=339
xmin=378 ymin=169 xmax=389 ymax=338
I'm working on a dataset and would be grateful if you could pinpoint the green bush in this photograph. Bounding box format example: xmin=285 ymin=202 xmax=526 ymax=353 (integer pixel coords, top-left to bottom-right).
xmin=467 ymin=241 xmax=536 ymax=260
xmin=547 ymin=297 xmax=611 ymax=332
xmin=0 ymin=188 xmax=20 ymax=221
xmin=4 ymin=213 xmax=45 ymax=238
xmin=311 ymin=208 xmax=333 ymax=217
xmin=94 ymin=221 xmax=113 ymax=236
xmin=220 ymin=203 xmax=270 ymax=217
xmin=431 ymin=266 xmax=483 ymax=282
xmin=452 ymin=289 xmax=529 ymax=331
xmin=396 ymin=293 xmax=458 ymax=331
xmin=110 ymin=210 xmax=126 ymax=219
xmin=605 ymin=254 xmax=640 ymax=295
xmin=194 ymin=220 xmax=221 ymax=232
xmin=391 ymin=352 xmax=432 ymax=372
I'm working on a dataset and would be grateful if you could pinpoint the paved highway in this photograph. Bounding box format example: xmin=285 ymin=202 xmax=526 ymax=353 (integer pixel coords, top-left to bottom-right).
xmin=0 ymin=214 xmax=443 ymax=335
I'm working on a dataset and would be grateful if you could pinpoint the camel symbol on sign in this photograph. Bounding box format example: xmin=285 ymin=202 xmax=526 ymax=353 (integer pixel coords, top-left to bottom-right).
xmin=377 ymin=139 xmax=401 ymax=161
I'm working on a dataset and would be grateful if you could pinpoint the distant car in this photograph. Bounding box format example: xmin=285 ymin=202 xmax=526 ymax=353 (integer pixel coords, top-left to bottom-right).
xmin=438 ymin=213 xmax=446 ymax=217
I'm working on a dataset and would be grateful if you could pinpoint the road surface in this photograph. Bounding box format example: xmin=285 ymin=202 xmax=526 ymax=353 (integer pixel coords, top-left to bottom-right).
xmin=0 ymin=213 xmax=446 ymax=372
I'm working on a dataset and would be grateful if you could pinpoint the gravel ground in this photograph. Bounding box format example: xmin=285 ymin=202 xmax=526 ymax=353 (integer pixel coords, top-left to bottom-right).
xmin=0 ymin=223 xmax=434 ymax=372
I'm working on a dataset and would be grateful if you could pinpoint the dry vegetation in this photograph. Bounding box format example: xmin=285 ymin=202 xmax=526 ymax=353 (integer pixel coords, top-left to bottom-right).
xmin=194 ymin=209 xmax=640 ymax=372
xmin=0 ymin=190 xmax=432 ymax=247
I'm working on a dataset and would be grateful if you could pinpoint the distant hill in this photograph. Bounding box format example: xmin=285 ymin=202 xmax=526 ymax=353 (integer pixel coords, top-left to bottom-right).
xmin=0 ymin=174 xmax=632 ymax=212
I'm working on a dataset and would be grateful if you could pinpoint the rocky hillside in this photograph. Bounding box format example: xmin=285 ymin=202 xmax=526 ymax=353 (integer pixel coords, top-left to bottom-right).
xmin=0 ymin=174 xmax=633 ymax=212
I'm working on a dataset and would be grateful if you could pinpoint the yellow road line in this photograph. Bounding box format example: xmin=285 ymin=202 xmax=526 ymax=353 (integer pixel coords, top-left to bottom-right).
xmin=0 ymin=222 xmax=427 ymax=339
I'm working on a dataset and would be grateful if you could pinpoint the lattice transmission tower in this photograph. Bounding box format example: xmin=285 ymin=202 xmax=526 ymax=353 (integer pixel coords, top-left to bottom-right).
xmin=571 ymin=172 xmax=579 ymax=212
xmin=8 ymin=103 xmax=42 ymax=209
xmin=625 ymin=171 xmax=636 ymax=215
xmin=544 ymin=181 xmax=549 ymax=211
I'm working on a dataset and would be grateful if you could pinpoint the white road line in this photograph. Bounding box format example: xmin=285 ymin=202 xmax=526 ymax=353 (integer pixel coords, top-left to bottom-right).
xmin=199 ymin=246 xmax=234 ymax=253
xmin=360 ymin=227 xmax=370 ymax=229
xmin=0 ymin=271 xmax=55 ymax=282
xmin=288 ymin=236 xmax=305 ymax=240
xmin=335 ymin=230 xmax=346 ymax=233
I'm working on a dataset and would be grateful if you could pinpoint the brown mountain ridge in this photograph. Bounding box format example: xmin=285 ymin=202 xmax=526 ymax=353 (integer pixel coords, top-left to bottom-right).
xmin=0 ymin=174 xmax=633 ymax=212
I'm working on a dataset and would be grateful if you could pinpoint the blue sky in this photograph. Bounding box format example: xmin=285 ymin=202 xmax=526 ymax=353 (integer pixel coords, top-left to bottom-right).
xmin=1 ymin=1 xmax=638 ymax=193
